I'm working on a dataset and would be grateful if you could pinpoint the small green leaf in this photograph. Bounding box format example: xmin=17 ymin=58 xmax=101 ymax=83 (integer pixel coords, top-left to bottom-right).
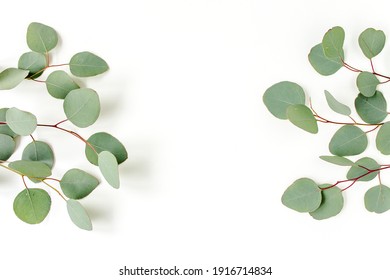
xmin=0 ymin=68 xmax=29 ymax=90
xmin=365 ymin=184 xmax=390 ymax=213
xmin=13 ymin=188 xmax=51 ymax=224
xmin=46 ymin=70 xmax=80 ymax=99
xmin=9 ymin=160 xmax=51 ymax=179
xmin=324 ymin=90 xmax=351 ymax=116
xmin=310 ymin=186 xmax=344 ymax=220
xmin=26 ymin=22 xmax=58 ymax=53
xmin=0 ymin=134 xmax=16 ymax=161
xmin=358 ymin=28 xmax=386 ymax=59
xmin=263 ymin=81 xmax=306 ymax=119
xmin=376 ymin=122 xmax=390 ymax=154
xmin=60 ymin=169 xmax=99 ymax=199
xmin=346 ymin=157 xmax=380 ymax=182
xmin=286 ymin=104 xmax=318 ymax=134
xmin=0 ymin=108 xmax=17 ymax=137
xmin=319 ymin=155 xmax=354 ymax=166
xmin=355 ymin=91 xmax=387 ymax=124
xmin=69 ymin=51 xmax=109 ymax=77
xmin=98 ymin=151 xmax=120 ymax=189
xmin=356 ymin=72 xmax=380 ymax=97
xmin=22 ymin=141 xmax=54 ymax=169
xmin=63 ymin=88 xmax=100 ymax=128
xmin=67 ymin=199 xmax=92 ymax=231
xmin=322 ymin=26 xmax=345 ymax=59
xmin=85 ymin=132 xmax=128 ymax=165
xmin=281 ymin=178 xmax=321 ymax=213
xmin=18 ymin=52 xmax=46 ymax=78
xmin=329 ymin=125 xmax=368 ymax=156
xmin=6 ymin=107 xmax=37 ymax=136
xmin=308 ymin=43 xmax=344 ymax=76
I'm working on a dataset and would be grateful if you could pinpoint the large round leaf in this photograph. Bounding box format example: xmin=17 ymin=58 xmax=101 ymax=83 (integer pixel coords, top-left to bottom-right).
xmin=26 ymin=22 xmax=58 ymax=53
xmin=263 ymin=81 xmax=306 ymax=119
xmin=376 ymin=122 xmax=390 ymax=154
xmin=0 ymin=108 xmax=17 ymax=137
xmin=324 ymin=90 xmax=351 ymax=116
xmin=18 ymin=52 xmax=46 ymax=78
xmin=69 ymin=52 xmax=109 ymax=77
xmin=60 ymin=169 xmax=99 ymax=199
xmin=63 ymin=88 xmax=100 ymax=128
xmin=5 ymin=107 xmax=37 ymax=136
xmin=22 ymin=141 xmax=54 ymax=169
xmin=355 ymin=91 xmax=387 ymax=124
xmin=286 ymin=104 xmax=318 ymax=134
xmin=98 ymin=151 xmax=120 ymax=189
xmin=356 ymin=72 xmax=380 ymax=98
xmin=310 ymin=186 xmax=344 ymax=220
xmin=365 ymin=184 xmax=390 ymax=213
xmin=67 ymin=199 xmax=92 ymax=231
xmin=13 ymin=188 xmax=51 ymax=224
xmin=308 ymin=43 xmax=343 ymax=76
xmin=0 ymin=134 xmax=16 ymax=161
xmin=346 ymin=157 xmax=380 ymax=182
xmin=281 ymin=178 xmax=321 ymax=213
xmin=322 ymin=26 xmax=345 ymax=58
xmin=0 ymin=68 xmax=29 ymax=90
xmin=46 ymin=70 xmax=80 ymax=99
xmin=329 ymin=125 xmax=368 ymax=156
xmin=9 ymin=160 xmax=51 ymax=179
xmin=358 ymin=28 xmax=386 ymax=59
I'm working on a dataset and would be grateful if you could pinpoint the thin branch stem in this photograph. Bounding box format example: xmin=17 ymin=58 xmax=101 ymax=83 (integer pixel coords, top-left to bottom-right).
xmin=42 ymin=180 xmax=67 ymax=201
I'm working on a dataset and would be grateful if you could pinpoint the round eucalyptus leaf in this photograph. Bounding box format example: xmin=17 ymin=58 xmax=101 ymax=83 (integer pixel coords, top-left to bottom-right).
xmin=322 ymin=26 xmax=345 ymax=58
xmin=46 ymin=70 xmax=80 ymax=99
xmin=26 ymin=22 xmax=58 ymax=53
xmin=286 ymin=104 xmax=318 ymax=134
xmin=310 ymin=186 xmax=344 ymax=220
xmin=69 ymin=51 xmax=109 ymax=77
xmin=329 ymin=125 xmax=368 ymax=156
xmin=22 ymin=141 xmax=54 ymax=169
xmin=376 ymin=122 xmax=390 ymax=155
xmin=13 ymin=188 xmax=51 ymax=224
xmin=324 ymin=90 xmax=351 ymax=116
xmin=356 ymin=72 xmax=380 ymax=98
xmin=98 ymin=151 xmax=120 ymax=189
xmin=18 ymin=52 xmax=46 ymax=78
xmin=263 ymin=81 xmax=306 ymax=119
xmin=63 ymin=88 xmax=100 ymax=128
xmin=319 ymin=155 xmax=354 ymax=166
xmin=358 ymin=28 xmax=386 ymax=59
xmin=355 ymin=91 xmax=387 ymax=124
xmin=346 ymin=157 xmax=380 ymax=182
xmin=5 ymin=107 xmax=37 ymax=136
xmin=60 ymin=169 xmax=99 ymax=199
xmin=0 ymin=134 xmax=16 ymax=161
xmin=281 ymin=178 xmax=321 ymax=213
xmin=0 ymin=68 xmax=29 ymax=90
xmin=67 ymin=199 xmax=92 ymax=231
xmin=308 ymin=43 xmax=343 ymax=76
xmin=9 ymin=160 xmax=51 ymax=179
xmin=0 ymin=108 xmax=17 ymax=137
xmin=365 ymin=184 xmax=390 ymax=213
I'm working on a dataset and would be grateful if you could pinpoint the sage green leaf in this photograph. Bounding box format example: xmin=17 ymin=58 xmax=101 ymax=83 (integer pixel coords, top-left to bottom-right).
xmin=67 ymin=199 xmax=92 ymax=231
xmin=356 ymin=72 xmax=380 ymax=97
xmin=263 ymin=81 xmax=306 ymax=119
xmin=98 ymin=151 xmax=120 ymax=189
xmin=346 ymin=157 xmax=380 ymax=182
xmin=69 ymin=51 xmax=109 ymax=77
xmin=324 ymin=90 xmax=351 ymax=116
xmin=26 ymin=22 xmax=58 ymax=53
xmin=310 ymin=186 xmax=344 ymax=220
xmin=329 ymin=125 xmax=368 ymax=156
xmin=63 ymin=88 xmax=100 ymax=128
xmin=9 ymin=160 xmax=51 ymax=179
xmin=365 ymin=184 xmax=390 ymax=213
xmin=376 ymin=122 xmax=390 ymax=154
xmin=6 ymin=107 xmax=37 ymax=136
xmin=60 ymin=169 xmax=99 ymax=199
xmin=0 ymin=134 xmax=16 ymax=161
xmin=355 ymin=91 xmax=387 ymax=124
xmin=281 ymin=178 xmax=321 ymax=213
xmin=22 ymin=141 xmax=54 ymax=169
xmin=358 ymin=28 xmax=386 ymax=59
xmin=322 ymin=26 xmax=345 ymax=59
xmin=13 ymin=188 xmax=51 ymax=224
xmin=286 ymin=104 xmax=318 ymax=134
xmin=0 ymin=108 xmax=17 ymax=137
xmin=319 ymin=155 xmax=354 ymax=166
xmin=0 ymin=68 xmax=29 ymax=90
xmin=46 ymin=70 xmax=80 ymax=99
xmin=308 ymin=43 xmax=344 ymax=76
xmin=18 ymin=52 xmax=46 ymax=78
xmin=85 ymin=132 xmax=128 ymax=165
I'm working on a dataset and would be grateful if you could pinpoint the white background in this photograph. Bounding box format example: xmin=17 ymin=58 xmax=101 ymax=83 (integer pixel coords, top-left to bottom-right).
xmin=1 ymin=0 xmax=390 ymax=279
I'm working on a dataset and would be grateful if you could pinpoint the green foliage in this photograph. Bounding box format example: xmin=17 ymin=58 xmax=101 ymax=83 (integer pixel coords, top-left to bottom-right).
xmin=319 ymin=155 xmax=354 ymax=166
xmin=355 ymin=91 xmax=387 ymax=124
xmin=324 ymin=90 xmax=351 ymax=116
xmin=308 ymin=43 xmax=343 ymax=76
xmin=322 ymin=26 xmax=345 ymax=58
xmin=22 ymin=141 xmax=54 ymax=169
xmin=0 ymin=134 xmax=16 ymax=161
xmin=328 ymin=125 xmax=367 ymax=156
xmin=67 ymin=199 xmax=92 ymax=231
xmin=286 ymin=104 xmax=318 ymax=134
xmin=6 ymin=107 xmax=37 ymax=136
xmin=310 ymin=186 xmax=344 ymax=220
xmin=358 ymin=28 xmax=386 ymax=59
xmin=0 ymin=68 xmax=29 ymax=90
xmin=376 ymin=122 xmax=390 ymax=155
xmin=46 ymin=70 xmax=80 ymax=99
xmin=69 ymin=52 xmax=109 ymax=77
xmin=356 ymin=72 xmax=380 ymax=97
xmin=346 ymin=157 xmax=380 ymax=182
xmin=60 ymin=169 xmax=99 ymax=199
xmin=364 ymin=185 xmax=390 ymax=213
xmin=26 ymin=22 xmax=58 ymax=54
xmin=18 ymin=52 xmax=47 ymax=78
xmin=281 ymin=178 xmax=321 ymax=213
xmin=13 ymin=189 xmax=51 ymax=224
xmin=98 ymin=151 xmax=120 ymax=189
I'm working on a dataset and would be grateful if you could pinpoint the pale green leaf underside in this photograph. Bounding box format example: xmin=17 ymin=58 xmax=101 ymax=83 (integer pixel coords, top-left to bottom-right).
xmin=322 ymin=26 xmax=345 ymax=59
xmin=310 ymin=186 xmax=344 ymax=220
xmin=329 ymin=125 xmax=368 ymax=156
xmin=98 ymin=151 xmax=120 ymax=189
xmin=356 ymin=72 xmax=380 ymax=98
xmin=286 ymin=104 xmax=318 ymax=134
xmin=9 ymin=160 xmax=51 ymax=179
xmin=365 ymin=185 xmax=390 ymax=213
xmin=324 ymin=90 xmax=351 ymax=116
xmin=282 ymin=178 xmax=321 ymax=213
xmin=376 ymin=122 xmax=390 ymax=155
xmin=69 ymin=51 xmax=109 ymax=77
xmin=27 ymin=22 xmax=58 ymax=53
xmin=67 ymin=199 xmax=92 ymax=231
xmin=358 ymin=28 xmax=386 ymax=59
xmin=308 ymin=43 xmax=343 ymax=76
xmin=0 ymin=68 xmax=29 ymax=90
xmin=319 ymin=155 xmax=354 ymax=166
xmin=13 ymin=188 xmax=51 ymax=224
xmin=355 ymin=91 xmax=387 ymax=124
xmin=6 ymin=107 xmax=37 ymax=136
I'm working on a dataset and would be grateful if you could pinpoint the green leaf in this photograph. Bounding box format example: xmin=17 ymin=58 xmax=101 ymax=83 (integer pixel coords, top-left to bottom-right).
xmin=0 ymin=68 xmax=29 ymax=90
xmin=308 ymin=43 xmax=344 ymax=76
xmin=322 ymin=26 xmax=345 ymax=59
xmin=358 ymin=28 xmax=386 ymax=59
xmin=356 ymin=72 xmax=380 ymax=98
xmin=46 ymin=70 xmax=80 ymax=99
xmin=63 ymin=88 xmax=100 ymax=128
xmin=0 ymin=108 xmax=17 ymax=137
xmin=69 ymin=51 xmax=109 ymax=77
xmin=310 ymin=186 xmax=344 ymax=220
xmin=22 ymin=141 xmax=54 ymax=169
xmin=26 ymin=22 xmax=58 ymax=53
xmin=98 ymin=151 xmax=120 ymax=189
xmin=85 ymin=132 xmax=128 ymax=165
xmin=67 ymin=199 xmax=92 ymax=231
xmin=365 ymin=184 xmax=390 ymax=213
xmin=5 ymin=107 xmax=37 ymax=136
xmin=329 ymin=125 xmax=368 ymax=156
xmin=60 ymin=169 xmax=99 ymax=199
xmin=286 ymin=104 xmax=318 ymax=134
xmin=376 ymin=122 xmax=390 ymax=154
xmin=0 ymin=134 xmax=16 ymax=161
xmin=18 ymin=52 xmax=46 ymax=79
xmin=324 ymin=90 xmax=351 ymax=116
xmin=346 ymin=157 xmax=380 ymax=182
xmin=355 ymin=91 xmax=387 ymax=124
xmin=319 ymin=155 xmax=354 ymax=166
xmin=281 ymin=178 xmax=321 ymax=213
xmin=263 ymin=81 xmax=306 ymax=119
xmin=13 ymin=188 xmax=51 ymax=224
xmin=9 ymin=160 xmax=51 ymax=179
